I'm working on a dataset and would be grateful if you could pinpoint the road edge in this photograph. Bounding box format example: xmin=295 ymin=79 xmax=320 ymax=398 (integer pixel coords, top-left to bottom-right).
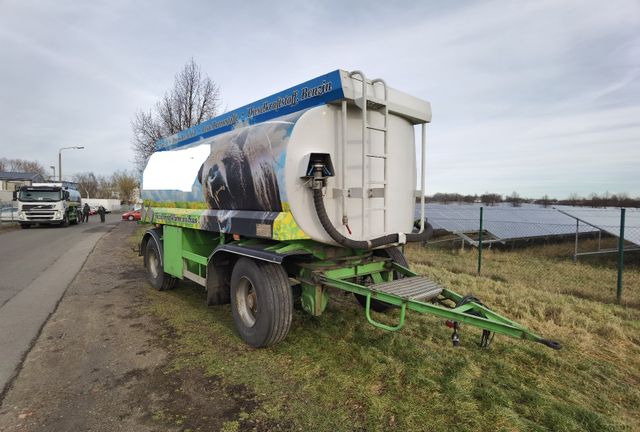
xmin=0 ymin=224 xmax=117 ymax=402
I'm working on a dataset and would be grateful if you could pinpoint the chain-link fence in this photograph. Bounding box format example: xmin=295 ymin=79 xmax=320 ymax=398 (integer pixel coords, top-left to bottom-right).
xmin=0 ymin=201 xmax=18 ymax=225
xmin=417 ymin=206 xmax=639 ymax=307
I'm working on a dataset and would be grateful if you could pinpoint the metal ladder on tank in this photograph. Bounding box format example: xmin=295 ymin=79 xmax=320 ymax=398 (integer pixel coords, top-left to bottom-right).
xmin=348 ymin=70 xmax=390 ymax=238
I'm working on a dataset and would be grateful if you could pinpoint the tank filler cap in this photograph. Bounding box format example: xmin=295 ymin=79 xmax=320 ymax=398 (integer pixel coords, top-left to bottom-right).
xmin=302 ymin=153 xmax=335 ymax=190
xmin=301 ymin=153 xmax=335 ymax=178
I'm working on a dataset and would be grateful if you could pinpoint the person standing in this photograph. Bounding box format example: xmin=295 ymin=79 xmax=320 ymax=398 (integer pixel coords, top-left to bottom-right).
xmin=97 ymin=205 xmax=106 ymax=223
xmin=82 ymin=203 xmax=90 ymax=223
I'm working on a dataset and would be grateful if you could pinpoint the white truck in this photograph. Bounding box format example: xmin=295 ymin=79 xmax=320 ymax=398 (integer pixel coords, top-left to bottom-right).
xmin=13 ymin=182 xmax=82 ymax=228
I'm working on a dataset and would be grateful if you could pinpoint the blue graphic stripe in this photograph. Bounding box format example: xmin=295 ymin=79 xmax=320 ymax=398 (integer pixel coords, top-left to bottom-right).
xmin=157 ymin=70 xmax=344 ymax=151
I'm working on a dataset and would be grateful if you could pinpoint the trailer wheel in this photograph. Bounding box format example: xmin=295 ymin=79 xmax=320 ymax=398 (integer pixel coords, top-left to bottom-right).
xmin=145 ymin=240 xmax=177 ymax=291
xmin=354 ymin=247 xmax=409 ymax=312
xmin=230 ymin=258 xmax=292 ymax=348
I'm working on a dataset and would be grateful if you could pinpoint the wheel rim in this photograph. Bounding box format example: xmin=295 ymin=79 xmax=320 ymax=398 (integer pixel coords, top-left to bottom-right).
xmin=148 ymin=248 xmax=159 ymax=279
xmin=128 ymin=215 xmax=133 ymax=220
xmin=236 ymin=276 xmax=257 ymax=327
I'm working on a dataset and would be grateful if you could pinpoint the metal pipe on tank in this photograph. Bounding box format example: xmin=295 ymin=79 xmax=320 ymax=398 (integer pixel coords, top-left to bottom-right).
xmin=418 ymin=124 xmax=426 ymax=233
xmin=361 ymin=80 xmax=367 ymax=238
xmin=341 ymin=100 xmax=348 ymax=226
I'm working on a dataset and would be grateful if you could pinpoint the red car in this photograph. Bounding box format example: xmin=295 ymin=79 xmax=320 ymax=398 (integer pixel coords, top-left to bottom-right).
xmin=122 ymin=210 xmax=141 ymax=221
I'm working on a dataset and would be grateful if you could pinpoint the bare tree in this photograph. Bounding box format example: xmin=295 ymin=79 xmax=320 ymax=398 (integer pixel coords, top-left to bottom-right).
xmin=566 ymin=193 xmax=581 ymax=206
xmin=131 ymin=59 xmax=221 ymax=172
xmin=97 ymin=175 xmax=114 ymax=199
xmin=111 ymin=170 xmax=139 ymax=204
xmin=507 ymin=191 xmax=522 ymax=207
xmin=0 ymin=158 xmax=47 ymax=177
xmin=539 ymin=194 xmax=551 ymax=208
xmin=73 ymin=172 xmax=99 ymax=198
xmin=480 ymin=193 xmax=502 ymax=206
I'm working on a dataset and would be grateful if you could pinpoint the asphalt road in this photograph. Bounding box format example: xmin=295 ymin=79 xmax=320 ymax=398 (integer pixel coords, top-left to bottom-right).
xmin=0 ymin=214 xmax=121 ymax=396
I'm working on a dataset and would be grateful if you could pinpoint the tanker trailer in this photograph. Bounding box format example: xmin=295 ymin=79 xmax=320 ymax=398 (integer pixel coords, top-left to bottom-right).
xmin=140 ymin=69 xmax=560 ymax=350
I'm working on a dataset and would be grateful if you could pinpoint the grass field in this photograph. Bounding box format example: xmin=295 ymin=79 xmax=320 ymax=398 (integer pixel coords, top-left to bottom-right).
xmin=421 ymin=237 xmax=640 ymax=308
xmin=136 ymin=232 xmax=640 ymax=431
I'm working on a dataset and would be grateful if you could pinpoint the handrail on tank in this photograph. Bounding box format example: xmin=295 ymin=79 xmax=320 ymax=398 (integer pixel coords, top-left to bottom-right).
xmin=345 ymin=70 xmax=427 ymax=239
xmin=370 ymin=78 xmax=389 ymax=233
xmin=349 ymin=70 xmax=368 ymax=238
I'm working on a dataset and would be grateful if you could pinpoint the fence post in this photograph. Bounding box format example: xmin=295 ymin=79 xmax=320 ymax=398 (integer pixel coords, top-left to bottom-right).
xmin=616 ymin=208 xmax=626 ymax=304
xmin=477 ymin=206 xmax=483 ymax=275
xmin=573 ymin=219 xmax=579 ymax=262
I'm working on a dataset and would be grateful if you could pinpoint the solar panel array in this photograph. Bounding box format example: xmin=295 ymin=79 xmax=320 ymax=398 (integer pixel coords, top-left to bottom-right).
xmin=555 ymin=206 xmax=640 ymax=246
xmin=415 ymin=203 xmax=599 ymax=241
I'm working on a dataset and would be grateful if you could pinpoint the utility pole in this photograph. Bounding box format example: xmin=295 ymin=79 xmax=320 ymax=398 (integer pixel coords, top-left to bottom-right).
xmin=58 ymin=146 xmax=85 ymax=181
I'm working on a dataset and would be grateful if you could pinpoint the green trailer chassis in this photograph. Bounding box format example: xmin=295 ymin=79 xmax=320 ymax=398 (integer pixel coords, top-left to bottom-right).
xmin=142 ymin=225 xmax=561 ymax=350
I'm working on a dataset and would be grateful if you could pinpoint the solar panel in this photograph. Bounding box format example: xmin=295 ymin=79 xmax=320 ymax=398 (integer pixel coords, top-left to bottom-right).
xmin=415 ymin=203 xmax=598 ymax=241
xmin=555 ymin=206 xmax=640 ymax=246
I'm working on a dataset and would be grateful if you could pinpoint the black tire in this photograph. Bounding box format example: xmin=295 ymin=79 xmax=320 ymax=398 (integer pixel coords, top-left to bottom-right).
xmin=144 ymin=240 xmax=177 ymax=291
xmin=354 ymin=247 xmax=409 ymax=312
xmin=60 ymin=214 xmax=69 ymax=227
xmin=230 ymin=258 xmax=292 ymax=348
xmin=20 ymin=223 xmax=30 ymax=229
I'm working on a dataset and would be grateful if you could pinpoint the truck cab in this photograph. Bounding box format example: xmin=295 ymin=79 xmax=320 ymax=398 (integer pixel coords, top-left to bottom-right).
xmin=13 ymin=183 xmax=81 ymax=228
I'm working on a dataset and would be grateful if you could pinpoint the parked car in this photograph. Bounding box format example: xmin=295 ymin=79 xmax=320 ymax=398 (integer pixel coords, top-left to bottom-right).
xmin=122 ymin=210 xmax=141 ymax=221
xmin=87 ymin=205 xmax=111 ymax=215
xmin=0 ymin=206 xmax=18 ymax=222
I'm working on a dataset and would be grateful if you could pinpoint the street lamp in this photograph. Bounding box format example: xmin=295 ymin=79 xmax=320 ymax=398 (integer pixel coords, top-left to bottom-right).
xmin=58 ymin=146 xmax=85 ymax=181
xmin=50 ymin=165 xmax=55 ymax=180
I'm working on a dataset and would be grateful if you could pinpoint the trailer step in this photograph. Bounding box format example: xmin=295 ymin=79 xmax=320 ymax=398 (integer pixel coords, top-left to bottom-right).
xmin=370 ymin=276 xmax=443 ymax=302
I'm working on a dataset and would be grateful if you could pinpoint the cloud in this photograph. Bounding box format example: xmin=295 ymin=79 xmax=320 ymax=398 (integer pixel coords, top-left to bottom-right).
xmin=0 ymin=0 xmax=637 ymax=199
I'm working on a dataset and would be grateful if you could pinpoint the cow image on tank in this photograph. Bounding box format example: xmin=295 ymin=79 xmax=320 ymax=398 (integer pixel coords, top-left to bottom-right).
xmin=199 ymin=122 xmax=287 ymax=212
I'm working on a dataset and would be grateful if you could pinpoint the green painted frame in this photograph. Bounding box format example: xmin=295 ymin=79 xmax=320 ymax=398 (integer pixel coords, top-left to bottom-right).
xmin=153 ymin=227 xmax=559 ymax=348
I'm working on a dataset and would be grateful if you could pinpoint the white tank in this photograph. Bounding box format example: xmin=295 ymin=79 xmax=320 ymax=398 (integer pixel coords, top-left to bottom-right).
xmin=285 ymin=105 xmax=417 ymax=243
xmin=142 ymin=70 xmax=431 ymax=246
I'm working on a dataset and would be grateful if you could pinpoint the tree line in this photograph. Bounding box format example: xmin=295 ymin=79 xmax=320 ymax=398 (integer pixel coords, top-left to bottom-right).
xmin=1 ymin=156 xmax=138 ymax=204
xmin=426 ymin=192 xmax=640 ymax=208
xmin=72 ymin=171 xmax=138 ymax=204
xmin=0 ymin=157 xmax=48 ymax=177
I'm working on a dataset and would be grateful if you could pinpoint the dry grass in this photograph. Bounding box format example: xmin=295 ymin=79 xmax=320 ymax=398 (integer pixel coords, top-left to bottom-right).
xmin=140 ymin=235 xmax=640 ymax=431
xmin=416 ymin=238 xmax=640 ymax=308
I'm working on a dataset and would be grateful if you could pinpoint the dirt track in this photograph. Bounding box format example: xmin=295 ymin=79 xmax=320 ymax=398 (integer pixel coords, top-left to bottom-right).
xmin=0 ymin=222 xmax=250 ymax=432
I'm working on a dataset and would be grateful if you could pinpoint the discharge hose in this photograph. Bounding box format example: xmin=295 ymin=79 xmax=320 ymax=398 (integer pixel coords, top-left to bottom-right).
xmin=312 ymin=188 xmax=433 ymax=250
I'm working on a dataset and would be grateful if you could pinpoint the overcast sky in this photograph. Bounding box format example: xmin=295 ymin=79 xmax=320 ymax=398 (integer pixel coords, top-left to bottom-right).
xmin=0 ymin=0 xmax=638 ymax=198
